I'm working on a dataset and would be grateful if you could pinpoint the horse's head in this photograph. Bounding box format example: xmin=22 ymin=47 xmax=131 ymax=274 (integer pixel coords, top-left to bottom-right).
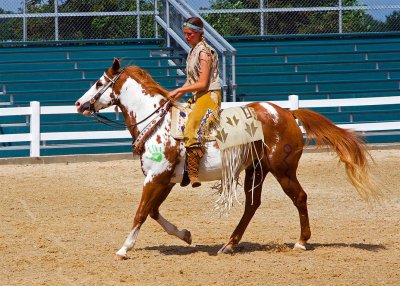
xmin=75 ymin=58 xmax=123 ymax=116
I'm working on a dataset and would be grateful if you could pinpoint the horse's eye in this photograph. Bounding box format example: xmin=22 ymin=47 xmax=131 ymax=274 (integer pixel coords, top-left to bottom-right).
xmin=96 ymin=81 xmax=103 ymax=88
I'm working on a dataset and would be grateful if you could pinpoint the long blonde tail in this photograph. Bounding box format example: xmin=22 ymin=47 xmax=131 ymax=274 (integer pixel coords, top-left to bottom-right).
xmin=291 ymin=109 xmax=383 ymax=203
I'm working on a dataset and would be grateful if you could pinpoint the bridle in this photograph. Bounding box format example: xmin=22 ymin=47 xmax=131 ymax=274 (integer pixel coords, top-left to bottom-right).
xmin=88 ymin=69 xmax=125 ymax=114
xmin=87 ymin=69 xmax=170 ymax=129
xmin=85 ymin=68 xmax=173 ymax=154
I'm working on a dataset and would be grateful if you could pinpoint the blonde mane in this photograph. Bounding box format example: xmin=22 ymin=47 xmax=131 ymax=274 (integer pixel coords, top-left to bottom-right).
xmin=124 ymin=66 xmax=169 ymax=98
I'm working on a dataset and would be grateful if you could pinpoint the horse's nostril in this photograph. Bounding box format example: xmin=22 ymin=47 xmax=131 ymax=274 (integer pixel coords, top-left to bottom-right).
xmin=79 ymin=101 xmax=90 ymax=113
xmin=75 ymin=101 xmax=80 ymax=107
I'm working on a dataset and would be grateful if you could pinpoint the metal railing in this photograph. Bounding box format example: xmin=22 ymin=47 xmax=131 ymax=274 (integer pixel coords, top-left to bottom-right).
xmin=1 ymin=0 xmax=399 ymax=102
xmin=155 ymin=0 xmax=237 ymax=101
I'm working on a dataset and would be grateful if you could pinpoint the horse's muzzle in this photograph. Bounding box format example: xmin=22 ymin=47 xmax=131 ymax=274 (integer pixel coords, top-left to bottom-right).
xmin=76 ymin=101 xmax=91 ymax=116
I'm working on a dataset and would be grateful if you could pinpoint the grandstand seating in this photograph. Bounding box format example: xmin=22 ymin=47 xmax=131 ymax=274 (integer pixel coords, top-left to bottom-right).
xmin=227 ymin=33 xmax=400 ymax=143
xmin=0 ymin=38 xmax=185 ymax=106
xmin=1 ymin=34 xmax=399 ymax=158
xmin=229 ymin=34 xmax=400 ymax=101
xmin=0 ymin=38 xmax=186 ymax=157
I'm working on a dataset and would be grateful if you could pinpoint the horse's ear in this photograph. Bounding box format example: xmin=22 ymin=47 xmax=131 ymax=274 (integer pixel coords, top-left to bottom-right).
xmin=112 ymin=58 xmax=121 ymax=72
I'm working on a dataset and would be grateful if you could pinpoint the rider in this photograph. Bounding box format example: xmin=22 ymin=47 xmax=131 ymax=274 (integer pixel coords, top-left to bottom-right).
xmin=168 ymin=17 xmax=221 ymax=188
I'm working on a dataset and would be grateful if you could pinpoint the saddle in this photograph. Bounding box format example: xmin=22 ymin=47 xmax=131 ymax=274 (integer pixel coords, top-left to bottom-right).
xmin=170 ymin=104 xmax=264 ymax=150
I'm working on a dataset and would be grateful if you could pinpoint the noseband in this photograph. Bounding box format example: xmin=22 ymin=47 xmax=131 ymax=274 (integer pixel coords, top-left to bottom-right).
xmin=88 ymin=69 xmax=125 ymax=114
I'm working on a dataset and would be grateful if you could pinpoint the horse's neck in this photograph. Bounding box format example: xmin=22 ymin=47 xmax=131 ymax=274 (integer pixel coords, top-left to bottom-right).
xmin=118 ymin=78 xmax=166 ymax=133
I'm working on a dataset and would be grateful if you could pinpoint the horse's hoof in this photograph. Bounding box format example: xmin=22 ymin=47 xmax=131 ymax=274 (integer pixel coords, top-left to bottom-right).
xmin=114 ymin=253 xmax=129 ymax=260
xmin=218 ymin=244 xmax=235 ymax=255
xmin=293 ymin=242 xmax=307 ymax=251
xmin=182 ymin=229 xmax=192 ymax=245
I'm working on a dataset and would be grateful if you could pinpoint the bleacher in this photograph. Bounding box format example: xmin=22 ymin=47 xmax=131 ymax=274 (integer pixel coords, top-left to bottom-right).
xmin=0 ymin=38 xmax=185 ymax=106
xmin=1 ymin=33 xmax=400 ymax=158
xmin=227 ymin=33 xmax=400 ymax=143
xmin=0 ymin=38 xmax=186 ymax=157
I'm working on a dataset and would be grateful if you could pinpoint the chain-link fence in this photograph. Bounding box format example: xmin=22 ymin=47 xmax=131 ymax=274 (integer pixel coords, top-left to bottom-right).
xmin=1 ymin=0 xmax=399 ymax=42
xmin=0 ymin=0 xmax=157 ymax=41
xmin=197 ymin=0 xmax=400 ymax=36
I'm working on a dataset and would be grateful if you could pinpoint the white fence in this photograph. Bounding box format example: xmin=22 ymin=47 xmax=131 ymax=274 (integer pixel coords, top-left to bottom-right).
xmin=1 ymin=95 xmax=400 ymax=157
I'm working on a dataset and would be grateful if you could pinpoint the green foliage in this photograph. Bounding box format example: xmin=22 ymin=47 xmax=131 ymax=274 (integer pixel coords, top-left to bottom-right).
xmin=0 ymin=7 xmax=22 ymax=41
xmin=386 ymin=11 xmax=400 ymax=32
xmin=0 ymin=0 xmax=399 ymax=41
xmin=203 ymin=0 xmax=399 ymax=35
xmin=58 ymin=0 xmax=151 ymax=40
xmin=0 ymin=0 xmax=155 ymax=41
xmin=202 ymin=1 xmax=260 ymax=36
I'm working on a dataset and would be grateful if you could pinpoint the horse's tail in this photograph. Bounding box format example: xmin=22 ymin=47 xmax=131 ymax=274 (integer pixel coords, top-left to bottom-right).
xmin=291 ymin=109 xmax=382 ymax=203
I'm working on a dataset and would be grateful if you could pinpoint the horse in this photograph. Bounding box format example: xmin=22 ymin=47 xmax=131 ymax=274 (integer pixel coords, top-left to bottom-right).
xmin=75 ymin=58 xmax=381 ymax=260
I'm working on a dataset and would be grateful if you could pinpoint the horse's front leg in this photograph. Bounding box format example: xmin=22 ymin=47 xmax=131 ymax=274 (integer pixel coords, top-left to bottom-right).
xmin=150 ymin=183 xmax=192 ymax=245
xmin=115 ymin=180 xmax=191 ymax=260
xmin=154 ymin=214 xmax=192 ymax=245
xmin=115 ymin=179 xmax=169 ymax=260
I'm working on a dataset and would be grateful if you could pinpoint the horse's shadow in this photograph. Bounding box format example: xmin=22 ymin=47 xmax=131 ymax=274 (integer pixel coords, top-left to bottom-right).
xmin=143 ymin=241 xmax=386 ymax=256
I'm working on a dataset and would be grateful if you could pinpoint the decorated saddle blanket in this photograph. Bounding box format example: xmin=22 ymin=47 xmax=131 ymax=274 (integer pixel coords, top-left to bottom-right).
xmin=170 ymin=105 xmax=264 ymax=150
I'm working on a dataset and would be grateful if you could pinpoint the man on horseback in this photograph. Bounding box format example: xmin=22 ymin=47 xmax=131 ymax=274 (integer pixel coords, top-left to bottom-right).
xmin=168 ymin=17 xmax=221 ymax=188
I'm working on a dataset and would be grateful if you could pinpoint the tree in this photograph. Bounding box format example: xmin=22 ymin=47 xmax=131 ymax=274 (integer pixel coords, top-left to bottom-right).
xmin=0 ymin=8 xmax=23 ymax=41
xmin=201 ymin=0 xmax=260 ymax=36
xmin=385 ymin=11 xmax=400 ymax=32
xmin=202 ymin=0 xmax=384 ymax=35
xmin=0 ymin=0 xmax=156 ymax=41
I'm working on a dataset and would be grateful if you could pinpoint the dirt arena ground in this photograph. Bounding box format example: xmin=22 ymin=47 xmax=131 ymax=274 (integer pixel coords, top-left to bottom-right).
xmin=1 ymin=149 xmax=399 ymax=286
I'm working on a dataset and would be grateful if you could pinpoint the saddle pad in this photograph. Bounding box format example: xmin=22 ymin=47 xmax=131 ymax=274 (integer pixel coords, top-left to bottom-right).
xmin=170 ymin=105 xmax=264 ymax=149
xmin=170 ymin=105 xmax=216 ymax=140
xmin=170 ymin=105 xmax=189 ymax=140
xmin=215 ymin=106 xmax=264 ymax=150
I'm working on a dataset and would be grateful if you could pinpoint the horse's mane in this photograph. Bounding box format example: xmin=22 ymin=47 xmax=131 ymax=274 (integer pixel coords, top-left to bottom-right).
xmin=124 ymin=66 xmax=169 ymax=98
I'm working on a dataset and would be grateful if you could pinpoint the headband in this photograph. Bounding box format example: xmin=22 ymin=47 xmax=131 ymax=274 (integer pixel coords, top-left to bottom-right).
xmin=183 ymin=22 xmax=203 ymax=32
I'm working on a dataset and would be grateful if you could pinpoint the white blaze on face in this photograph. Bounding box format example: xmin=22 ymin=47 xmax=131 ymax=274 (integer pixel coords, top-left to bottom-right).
xmin=77 ymin=74 xmax=113 ymax=111
xmin=260 ymin=102 xmax=279 ymax=125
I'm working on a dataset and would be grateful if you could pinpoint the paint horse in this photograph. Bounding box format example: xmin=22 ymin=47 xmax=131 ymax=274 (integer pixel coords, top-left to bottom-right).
xmin=75 ymin=59 xmax=381 ymax=260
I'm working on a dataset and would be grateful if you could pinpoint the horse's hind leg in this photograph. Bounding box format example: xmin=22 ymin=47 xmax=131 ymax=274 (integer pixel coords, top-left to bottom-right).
xmin=219 ymin=164 xmax=268 ymax=254
xmin=275 ymin=172 xmax=311 ymax=250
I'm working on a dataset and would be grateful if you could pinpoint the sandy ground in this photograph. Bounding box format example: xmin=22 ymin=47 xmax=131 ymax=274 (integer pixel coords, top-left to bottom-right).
xmin=0 ymin=149 xmax=399 ymax=286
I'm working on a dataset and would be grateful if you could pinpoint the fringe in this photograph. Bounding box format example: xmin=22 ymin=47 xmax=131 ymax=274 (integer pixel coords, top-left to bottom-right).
xmin=198 ymin=107 xmax=221 ymax=144
xmin=214 ymin=141 xmax=266 ymax=214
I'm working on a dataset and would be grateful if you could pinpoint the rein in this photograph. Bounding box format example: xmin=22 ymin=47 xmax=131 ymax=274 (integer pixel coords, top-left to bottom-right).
xmin=91 ymin=100 xmax=172 ymax=155
xmin=90 ymin=100 xmax=170 ymax=129
xmin=86 ymin=69 xmax=173 ymax=155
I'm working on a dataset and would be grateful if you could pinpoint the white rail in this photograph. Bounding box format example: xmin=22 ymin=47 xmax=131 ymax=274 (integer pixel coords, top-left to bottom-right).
xmin=1 ymin=95 xmax=399 ymax=157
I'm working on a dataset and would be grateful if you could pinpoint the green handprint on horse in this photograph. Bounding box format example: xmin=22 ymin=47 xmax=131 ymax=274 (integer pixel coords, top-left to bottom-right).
xmin=145 ymin=145 xmax=163 ymax=162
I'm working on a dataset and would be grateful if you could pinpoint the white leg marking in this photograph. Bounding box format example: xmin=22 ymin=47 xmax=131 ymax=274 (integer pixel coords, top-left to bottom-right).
xmin=116 ymin=224 xmax=141 ymax=258
xmin=294 ymin=242 xmax=307 ymax=251
xmin=156 ymin=214 xmax=186 ymax=240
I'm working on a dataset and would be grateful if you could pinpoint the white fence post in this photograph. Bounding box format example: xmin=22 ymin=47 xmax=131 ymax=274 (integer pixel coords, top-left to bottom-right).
xmin=30 ymin=101 xmax=41 ymax=157
xmin=289 ymin=94 xmax=299 ymax=110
